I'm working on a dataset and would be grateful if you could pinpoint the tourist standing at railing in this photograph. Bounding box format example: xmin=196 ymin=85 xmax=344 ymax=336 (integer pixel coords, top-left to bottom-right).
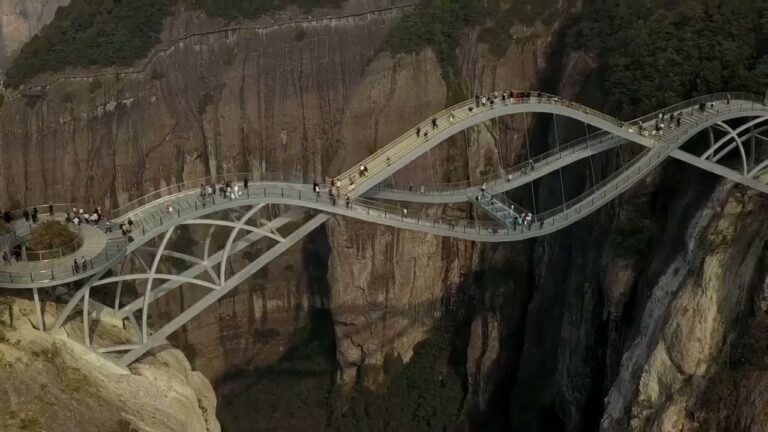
xmin=481 ymin=182 xmax=486 ymax=193
xmin=2 ymin=251 xmax=10 ymax=266
xmin=73 ymin=258 xmax=80 ymax=274
xmin=22 ymin=208 xmax=30 ymax=223
xmin=81 ymin=256 xmax=87 ymax=272
xmin=32 ymin=206 xmax=39 ymax=224
xmin=200 ymin=184 xmax=205 ymax=198
xmin=431 ymin=117 xmax=437 ymax=130
xmin=243 ymin=177 xmax=249 ymax=191
xmin=475 ymin=94 xmax=480 ymax=108
xmin=449 ymin=112 xmax=455 ymax=122
xmin=416 ymin=126 xmax=421 ymax=137
xmin=2 ymin=210 xmax=9 ymax=224
xmin=48 ymin=203 xmax=54 ymax=218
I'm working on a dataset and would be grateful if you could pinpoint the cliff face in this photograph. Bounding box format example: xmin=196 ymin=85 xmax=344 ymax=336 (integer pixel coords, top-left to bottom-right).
xmin=0 ymin=0 xmax=573 ymax=393
xmin=0 ymin=1 xmax=414 ymax=383
xmin=0 ymin=298 xmax=219 ymax=432
xmin=0 ymin=0 xmax=68 ymax=73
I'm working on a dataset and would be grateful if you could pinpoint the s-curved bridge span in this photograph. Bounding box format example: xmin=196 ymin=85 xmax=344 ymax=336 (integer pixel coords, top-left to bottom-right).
xmin=2 ymin=91 xmax=767 ymax=367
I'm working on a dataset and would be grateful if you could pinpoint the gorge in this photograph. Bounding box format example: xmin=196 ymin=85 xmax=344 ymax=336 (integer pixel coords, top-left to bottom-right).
xmin=0 ymin=0 xmax=767 ymax=431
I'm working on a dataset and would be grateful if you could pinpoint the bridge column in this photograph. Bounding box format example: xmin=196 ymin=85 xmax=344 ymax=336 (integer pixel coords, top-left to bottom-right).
xmin=32 ymin=287 xmax=44 ymax=330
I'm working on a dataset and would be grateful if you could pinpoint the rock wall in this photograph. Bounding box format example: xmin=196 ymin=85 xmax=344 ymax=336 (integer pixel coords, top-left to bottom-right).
xmin=0 ymin=0 xmax=68 ymax=73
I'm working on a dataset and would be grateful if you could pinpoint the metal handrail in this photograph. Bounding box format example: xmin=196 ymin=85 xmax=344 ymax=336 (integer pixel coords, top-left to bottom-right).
xmin=336 ymin=92 xmax=637 ymax=189
xmin=110 ymin=171 xmax=295 ymax=219
xmin=364 ymin=92 xmax=765 ymax=194
xmin=21 ymin=225 xmax=84 ymax=262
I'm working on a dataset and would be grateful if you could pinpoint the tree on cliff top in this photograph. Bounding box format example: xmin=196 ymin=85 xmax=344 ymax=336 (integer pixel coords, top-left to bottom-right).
xmin=5 ymin=0 xmax=172 ymax=88
xmin=5 ymin=0 xmax=346 ymax=88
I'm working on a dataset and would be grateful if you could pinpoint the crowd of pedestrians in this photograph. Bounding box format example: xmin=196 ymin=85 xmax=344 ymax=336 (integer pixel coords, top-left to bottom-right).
xmin=200 ymin=178 xmax=250 ymax=201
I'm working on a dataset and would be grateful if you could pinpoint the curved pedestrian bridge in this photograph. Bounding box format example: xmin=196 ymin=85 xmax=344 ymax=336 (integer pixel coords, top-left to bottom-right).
xmin=2 ymin=91 xmax=767 ymax=366
xmin=2 ymin=91 xmax=766 ymax=288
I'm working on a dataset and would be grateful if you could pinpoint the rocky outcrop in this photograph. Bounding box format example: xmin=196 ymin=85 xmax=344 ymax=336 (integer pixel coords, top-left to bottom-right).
xmin=0 ymin=297 xmax=219 ymax=432
xmin=601 ymin=183 xmax=768 ymax=431
xmin=0 ymin=0 xmax=68 ymax=73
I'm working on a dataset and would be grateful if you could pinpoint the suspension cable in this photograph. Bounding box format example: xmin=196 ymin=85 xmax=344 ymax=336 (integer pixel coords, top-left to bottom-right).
xmin=523 ymin=112 xmax=538 ymax=218
xmin=553 ymin=114 xmax=567 ymax=211
xmin=584 ymin=121 xmax=598 ymax=188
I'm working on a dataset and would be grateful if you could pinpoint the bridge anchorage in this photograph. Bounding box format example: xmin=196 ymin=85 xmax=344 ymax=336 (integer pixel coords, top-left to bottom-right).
xmin=1 ymin=91 xmax=766 ymax=367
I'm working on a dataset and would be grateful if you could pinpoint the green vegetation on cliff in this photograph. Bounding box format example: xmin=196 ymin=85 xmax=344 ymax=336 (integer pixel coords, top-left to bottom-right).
xmin=5 ymin=0 xmax=341 ymax=88
xmin=383 ymin=0 xmax=563 ymax=79
xmin=568 ymin=0 xmax=768 ymax=118
xmin=5 ymin=0 xmax=172 ymax=88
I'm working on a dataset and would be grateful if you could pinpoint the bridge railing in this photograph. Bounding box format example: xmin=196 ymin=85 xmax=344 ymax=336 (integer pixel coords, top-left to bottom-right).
xmin=2 ymin=93 xmax=765 ymax=286
xmin=364 ymin=91 xmax=765 ymax=196
xmin=21 ymin=225 xmax=85 ymax=262
xmin=374 ymin=131 xmax=621 ymax=194
xmin=337 ymin=92 xmax=643 ymax=191
xmin=0 ymin=237 xmax=127 ymax=285
xmin=110 ymin=171 xmax=296 ymax=220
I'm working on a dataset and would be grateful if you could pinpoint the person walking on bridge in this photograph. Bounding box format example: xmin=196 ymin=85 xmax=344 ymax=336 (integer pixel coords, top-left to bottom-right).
xmin=81 ymin=256 xmax=87 ymax=272
xmin=73 ymin=258 xmax=80 ymax=274
xmin=22 ymin=208 xmax=30 ymax=223
xmin=416 ymin=126 xmax=421 ymax=137
xmin=475 ymin=94 xmax=480 ymax=108
xmin=432 ymin=118 xmax=438 ymax=130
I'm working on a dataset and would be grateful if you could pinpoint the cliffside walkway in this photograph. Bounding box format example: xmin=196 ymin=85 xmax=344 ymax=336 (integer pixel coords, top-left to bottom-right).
xmin=1 ymin=91 xmax=767 ymax=367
